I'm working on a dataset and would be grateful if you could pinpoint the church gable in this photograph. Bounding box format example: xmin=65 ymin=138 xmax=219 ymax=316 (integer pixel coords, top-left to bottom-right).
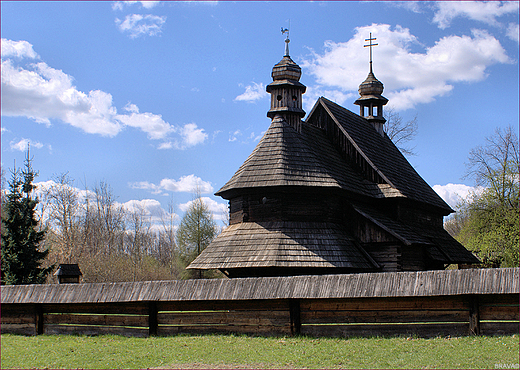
xmin=306 ymin=97 xmax=453 ymax=213
xmin=306 ymin=98 xmax=388 ymax=185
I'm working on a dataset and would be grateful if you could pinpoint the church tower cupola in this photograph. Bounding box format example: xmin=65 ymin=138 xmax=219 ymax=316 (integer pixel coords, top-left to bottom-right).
xmin=266 ymin=28 xmax=306 ymax=132
xmin=354 ymin=33 xmax=388 ymax=136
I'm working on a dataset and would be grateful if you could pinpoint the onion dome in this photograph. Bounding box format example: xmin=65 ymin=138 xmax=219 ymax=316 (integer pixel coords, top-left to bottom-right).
xmin=266 ymin=37 xmax=306 ymax=132
xmin=358 ymin=67 xmax=385 ymax=98
xmin=354 ymin=64 xmax=388 ymax=135
xmin=270 ymin=55 xmax=302 ymax=82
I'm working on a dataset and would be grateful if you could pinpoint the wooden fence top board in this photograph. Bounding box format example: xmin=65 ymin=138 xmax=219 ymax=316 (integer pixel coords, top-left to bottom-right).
xmin=1 ymin=268 xmax=518 ymax=304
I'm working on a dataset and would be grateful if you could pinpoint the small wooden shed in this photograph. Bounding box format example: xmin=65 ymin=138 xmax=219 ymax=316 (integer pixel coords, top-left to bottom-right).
xmin=188 ymin=39 xmax=479 ymax=278
xmin=54 ymin=264 xmax=82 ymax=284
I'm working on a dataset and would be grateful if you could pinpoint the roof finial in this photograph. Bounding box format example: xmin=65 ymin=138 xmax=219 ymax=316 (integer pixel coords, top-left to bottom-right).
xmin=281 ymin=22 xmax=290 ymax=56
xmin=364 ymin=32 xmax=378 ymax=73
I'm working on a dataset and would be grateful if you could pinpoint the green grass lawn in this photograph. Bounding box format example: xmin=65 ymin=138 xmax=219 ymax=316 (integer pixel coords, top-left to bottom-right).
xmin=1 ymin=333 xmax=518 ymax=369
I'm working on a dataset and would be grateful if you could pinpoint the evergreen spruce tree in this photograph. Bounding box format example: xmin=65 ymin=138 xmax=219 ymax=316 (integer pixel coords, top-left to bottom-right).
xmin=1 ymin=151 xmax=53 ymax=285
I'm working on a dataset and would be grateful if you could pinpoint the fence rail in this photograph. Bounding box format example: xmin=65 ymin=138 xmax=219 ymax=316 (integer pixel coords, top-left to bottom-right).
xmin=2 ymin=268 xmax=518 ymax=338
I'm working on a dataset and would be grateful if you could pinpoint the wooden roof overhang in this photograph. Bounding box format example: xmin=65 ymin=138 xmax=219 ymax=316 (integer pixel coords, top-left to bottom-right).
xmin=3 ymin=268 xmax=518 ymax=304
xmin=187 ymin=221 xmax=380 ymax=275
xmin=266 ymin=79 xmax=306 ymax=92
xmin=352 ymin=203 xmax=480 ymax=264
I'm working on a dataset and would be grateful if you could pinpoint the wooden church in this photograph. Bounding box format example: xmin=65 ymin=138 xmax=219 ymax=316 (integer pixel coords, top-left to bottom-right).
xmin=188 ymin=35 xmax=479 ymax=278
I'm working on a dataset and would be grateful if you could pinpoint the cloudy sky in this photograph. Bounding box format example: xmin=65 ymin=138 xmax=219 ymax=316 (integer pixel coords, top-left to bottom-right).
xmin=1 ymin=1 xmax=518 ymax=225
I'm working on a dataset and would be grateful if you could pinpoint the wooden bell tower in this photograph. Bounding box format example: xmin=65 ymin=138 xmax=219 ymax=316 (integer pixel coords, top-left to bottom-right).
xmin=266 ymin=28 xmax=306 ymax=132
xmin=354 ymin=33 xmax=388 ymax=135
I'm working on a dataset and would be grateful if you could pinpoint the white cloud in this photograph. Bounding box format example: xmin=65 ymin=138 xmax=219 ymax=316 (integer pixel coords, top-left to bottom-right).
xmin=303 ymin=86 xmax=354 ymax=112
xmin=157 ymin=142 xmax=173 ymax=150
xmin=120 ymin=198 xmax=180 ymax=233
xmin=1 ymin=39 xmax=207 ymax=149
xmin=1 ymin=54 xmax=121 ymax=136
xmin=389 ymin=1 xmax=423 ymax=14
xmin=130 ymin=174 xmax=214 ymax=195
xmin=235 ymin=82 xmax=267 ymax=102
xmin=121 ymin=198 xmax=165 ymax=217
xmin=10 ymin=138 xmax=44 ymax=151
xmin=1 ymin=39 xmax=39 ymax=59
xmin=302 ymin=24 xmax=511 ymax=111
xmin=34 ymin=179 xmax=177 ymax=232
xmin=253 ymin=131 xmax=266 ymax=142
xmin=179 ymin=123 xmax=207 ymax=147
xmin=116 ymin=110 xmax=173 ymax=140
xmin=112 ymin=1 xmax=161 ymax=11
xmin=179 ymin=197 xmax=228 ymax=222
xmin=506 ymin=23 xmax=520 ymax=43
xmin=433 ymin=1 xmax=520 ymax=29
xmin=159 ymin=123 xmax=207 ymax=150
xmin=123 ymin=102 xmax=139 ymax=113
xmin=229 ymin=129 xmax=241 ymax=142
xmin=115 ymin=14 xmax=166 ymax=38
xmin=433 ymin=183 xmax=484 ymax=209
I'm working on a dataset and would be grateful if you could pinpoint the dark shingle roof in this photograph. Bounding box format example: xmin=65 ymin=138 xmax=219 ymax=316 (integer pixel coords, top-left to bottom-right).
xmin=313 ymin=97 xmax=453 ymax=212
xmin=216 ymin=116 xmax=371 ymax=198
xmin=188 ymin=221 xmax=378 ymax=270
xmin=54 ymin=264 xmax=82 ymax=276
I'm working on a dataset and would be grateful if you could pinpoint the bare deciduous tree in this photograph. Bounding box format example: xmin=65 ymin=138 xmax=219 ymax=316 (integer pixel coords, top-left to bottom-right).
xmin=457 ymin=126 xmax=519 ymax=267
xmin=464 ymin=126 xmax=519 ymax=207
xmin=384 ymin=108 xmax=418 ymax=156
xmin=41 ymin=173 xmax=81 ymax=263
xmin=124 ymin=201 xmax=152 ymax=281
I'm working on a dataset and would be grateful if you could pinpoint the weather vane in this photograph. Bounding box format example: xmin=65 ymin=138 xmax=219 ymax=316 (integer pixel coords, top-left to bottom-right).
xmin=281 ymin=20 xmax=290 ymax=56
xmin=364 ymin=32 xmax=378 ymax=71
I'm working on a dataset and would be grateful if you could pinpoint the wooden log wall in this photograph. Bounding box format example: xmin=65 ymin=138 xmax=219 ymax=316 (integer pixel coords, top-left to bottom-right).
xmin=2 ymin=294 xmax=517 ymax=338
xmin=299 ymin=294 xmax=518 ymax=338
xmin=2 ymin=269 xmax=518 ymax=338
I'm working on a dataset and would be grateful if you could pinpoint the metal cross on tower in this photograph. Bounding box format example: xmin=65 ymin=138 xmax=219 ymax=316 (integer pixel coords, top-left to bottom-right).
xmin=364 ymin=33 xmax=378 ymax=72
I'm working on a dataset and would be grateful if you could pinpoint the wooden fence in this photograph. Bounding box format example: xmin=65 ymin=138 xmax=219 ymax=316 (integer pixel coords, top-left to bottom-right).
xmin=2 ymin=268 xmax=518 ymax=338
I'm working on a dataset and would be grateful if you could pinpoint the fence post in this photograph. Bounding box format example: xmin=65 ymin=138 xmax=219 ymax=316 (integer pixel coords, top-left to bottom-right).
xmin=289 ymin=299 xmax=301 ymax=336
xmin=35 ymin=304 xmax=44 ymax=335
xmin=469 ymin=295 xmax=480 ymax=335
xmin=148 ymin=301 xmax=158 ymax=336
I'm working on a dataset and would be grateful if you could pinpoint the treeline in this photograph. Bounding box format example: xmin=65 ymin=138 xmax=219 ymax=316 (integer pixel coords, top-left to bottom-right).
xmin=1 ymin=161 xmax=222 ymax=284
xmin=445 ymin=126 xmax=519 ymax=268
xmin=2 ymin=126 xmax=517 ymax=285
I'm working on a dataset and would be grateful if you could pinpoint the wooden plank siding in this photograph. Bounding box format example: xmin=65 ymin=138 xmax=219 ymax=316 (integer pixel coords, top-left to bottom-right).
xmin=1 ymin=269 xmax=518 ymax=338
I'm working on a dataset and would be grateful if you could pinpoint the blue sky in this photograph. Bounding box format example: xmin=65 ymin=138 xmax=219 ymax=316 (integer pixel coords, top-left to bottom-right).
xmin=1 ymin=1 xmax=519 ymax=227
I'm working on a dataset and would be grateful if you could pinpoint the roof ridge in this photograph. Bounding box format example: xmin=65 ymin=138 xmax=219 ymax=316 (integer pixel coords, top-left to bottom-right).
xmin=315 ymin=98 xmax=452 ymax=212
xmin=317 ymin=98 xmax=396 ymax=188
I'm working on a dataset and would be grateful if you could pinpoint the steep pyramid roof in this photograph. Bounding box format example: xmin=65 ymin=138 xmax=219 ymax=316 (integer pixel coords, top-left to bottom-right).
xmin=216 ymin=115 xmax=371 ymax=198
